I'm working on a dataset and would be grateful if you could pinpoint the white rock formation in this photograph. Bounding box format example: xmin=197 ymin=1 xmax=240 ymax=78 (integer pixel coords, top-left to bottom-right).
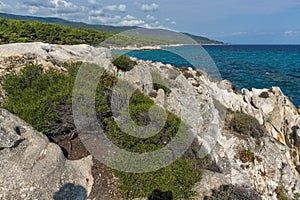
xmin=123 ymin=59 xmax=300 ymax=199
xmin=0 ymin=109 xmax=93 ymax=200
xmin=0 ymin=42 xmax=299 ymax=199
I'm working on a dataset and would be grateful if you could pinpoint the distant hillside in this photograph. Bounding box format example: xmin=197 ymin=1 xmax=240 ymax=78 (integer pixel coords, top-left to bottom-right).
xmin=0 ymin=18 xmax=111 ymax=45
xmin=0 ymin=13 xmax=137 ymax=34
xmin=182 ymin=32 xmax=223 ymax=44
xmin=0 ymin=12 xmax=223 ymax=44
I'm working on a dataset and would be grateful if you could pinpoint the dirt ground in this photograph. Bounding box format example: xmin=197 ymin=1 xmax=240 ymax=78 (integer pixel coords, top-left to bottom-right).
xmin=57 ymin=136 xmax=122 ymax=200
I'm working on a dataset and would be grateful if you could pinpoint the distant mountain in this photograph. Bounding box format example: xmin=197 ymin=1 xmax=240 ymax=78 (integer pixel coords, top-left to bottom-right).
xmin=182 ymin=32 xmax=223 ymax=45
xmin=0 ymin=12 xmax=223 ymax=44
xmin=0 ymin=12 xmax=135 ymax=34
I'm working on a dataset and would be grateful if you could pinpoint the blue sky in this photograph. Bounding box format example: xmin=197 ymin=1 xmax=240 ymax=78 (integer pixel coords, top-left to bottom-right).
xmin=0 ymin=0 xmax=300 ymax=44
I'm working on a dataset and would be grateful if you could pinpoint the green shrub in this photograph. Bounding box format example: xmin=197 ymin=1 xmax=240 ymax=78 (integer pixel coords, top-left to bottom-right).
xmin=294 ymin=193 xmax=300 ymax=200
xmin=153 ymin=83 xmax=172 ymax=96
xmin=275 ymin=186 xmax=289 ymax=200
xmin=228 ymin=111 xmax=264 ymax=138
xmin=259 ymin=91 xmax=270 ymax=98
xmin=112 ymin=54 xmax=137 ymax=71
xmin=2 ymin=63 xmax=202 ymax=199
xmin=2 ymin=64 xmax=75 ymax=133
xmin=151 ymin=71 xmax=172 ymax=96
xmin=237 ymin=149 xmax=255 ymax=163
xmin=114 ymin=158 xmax=202 ymax=199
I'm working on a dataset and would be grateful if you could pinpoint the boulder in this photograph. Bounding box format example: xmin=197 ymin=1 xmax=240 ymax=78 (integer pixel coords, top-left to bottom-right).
xmin=0 ymin=109 xmax=93 ymax=200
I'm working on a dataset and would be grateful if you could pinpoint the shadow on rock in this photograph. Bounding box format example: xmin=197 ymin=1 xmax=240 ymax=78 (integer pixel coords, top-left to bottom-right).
xmin=53 ymin=183 xmax=87 ymax=200
xmin=204 ymin=185 xmax=262 ymax=200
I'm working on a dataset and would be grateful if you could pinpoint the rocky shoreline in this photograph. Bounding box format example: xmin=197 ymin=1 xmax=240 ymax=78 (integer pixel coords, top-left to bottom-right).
xmin=0 ymin=42 xmax=299 ymax=199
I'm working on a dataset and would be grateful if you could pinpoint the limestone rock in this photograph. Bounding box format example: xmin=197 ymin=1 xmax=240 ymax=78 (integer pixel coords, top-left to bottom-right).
xmin=125 ymin=58 xmax=300 ymax=200
xmin=192 ymin=170 xmax=230 ymax=199
xmin=0 ymin=109 xmax=93 ymax=200
xmin=1 ymin=43 xmax=300 ymax=200
xmin=0 ymin=42 xmax=113 ymax=104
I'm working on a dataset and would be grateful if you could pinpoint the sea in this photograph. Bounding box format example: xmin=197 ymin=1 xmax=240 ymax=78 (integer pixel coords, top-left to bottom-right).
xmin=113 ymin=45 xmax=300 ymax=107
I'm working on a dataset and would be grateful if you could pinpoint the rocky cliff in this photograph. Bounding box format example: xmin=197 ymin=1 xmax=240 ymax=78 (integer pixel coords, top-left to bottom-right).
xmin=124 ymin=58 xmax=300 ymax=199
xmin=0 ymin=42 xmax=299 ymax=199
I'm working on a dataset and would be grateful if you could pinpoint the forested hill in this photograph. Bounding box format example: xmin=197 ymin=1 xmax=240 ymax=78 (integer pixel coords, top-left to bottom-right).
xmin=0 ymin=18 xmax=112 ymax=45
xmin=0 ymin=12 xmax=223 ymax=44
xmin=0 ymin=12 xmax=135 ymax=34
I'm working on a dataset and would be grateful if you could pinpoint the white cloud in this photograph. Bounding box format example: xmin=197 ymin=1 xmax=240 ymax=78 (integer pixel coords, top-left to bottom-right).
xmin=104 ymin=5 xmax=117 ymax=11
xmin=0 ymin=1 xmax=10 ymax=10
xmin=151 ymin=21 xmax=160 ymax=26
xmin=89 ymin=9 xmax=103 ymax=16
xmin=28 ymin=6 xmax=39 ymax=14
xmin=118 ymin=19 xmax=145 ymax=26
xmin=146 ymin=15 xmax=156 ymax=21
xmin=18 ymin=0 xmax=82 ymax=14
xmin=117 ymin=15 xmax=145 ymax=26
xmin=124 ymin=15 xmax=135 ymax=20
xmin=141 ymin=3 xmax=159 ymax=11
xmin=284 ymin=30 xmax=300 ymax=36
xmin=50 ymin=0 xmax=79 ymax=12
xmin=170 ymin=21 xmax=177 ymax=25
xmin=164 ymin=18 xmax=171 ymax=22
xmin=89 ymin=15 xmax=121 ymax=23
xmin=104 ymin=4 xmax=126 ymax=12
xmin=88 ymin=0 xmax=97 ymax=5
xmin=143 ymin=23 xmax=167 ymax=29
xmin=118 ymin=4 xmax=126 ymax=12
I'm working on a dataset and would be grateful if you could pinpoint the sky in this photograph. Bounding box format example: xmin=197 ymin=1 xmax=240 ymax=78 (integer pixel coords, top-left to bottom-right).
xmin=0 ymin=0 xmax=300 ymax=44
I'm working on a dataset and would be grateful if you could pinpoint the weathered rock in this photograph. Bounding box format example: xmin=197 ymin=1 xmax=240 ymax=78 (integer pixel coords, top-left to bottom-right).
xmin=0 ymin=109 xmax=93 ymax=200
xmin=0 ymin=42 xmax=113 ymax=104
xmin=192 ymin=170 xmax=230 ymax=199
xmin=124 ymin=58 xmax=300 ymax=200
xmin=1 ymin=43 xmax=300 ymax=200
xmin=294 ymin=128 xmax=300 ymax=147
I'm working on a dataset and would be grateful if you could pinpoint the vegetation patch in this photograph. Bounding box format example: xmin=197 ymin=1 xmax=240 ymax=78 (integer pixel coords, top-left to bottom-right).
xmin=112 ymin=54 xmax=137 ymax=71
xmin=227 ymin=110 xmax=265 ymax=139
xmin=236 ymin=148 xmax=255 ymax=163
xmin=259 ymin=91 xmax=270 ymax=98
xmin=275 ymin=186 xmax=289 ymax=200
xmin=153 ymin=83 xmax=172 ymax=96
xmin=2 ymin=63 xmax=202 ymax=199
xmin=114 ymin=158 xmax=201 ymax=199
xmin=183 ymin=71 xmax=194 ymax=79
xmin=0 ymin=18 xmax=111 ymax=45
xmin=151 ymin=71 xmax=172 ymax=96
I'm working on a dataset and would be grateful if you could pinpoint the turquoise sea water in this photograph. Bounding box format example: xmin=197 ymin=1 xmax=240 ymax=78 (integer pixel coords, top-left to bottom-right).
xmin=113 ymin=45 xmax=300 ymax=107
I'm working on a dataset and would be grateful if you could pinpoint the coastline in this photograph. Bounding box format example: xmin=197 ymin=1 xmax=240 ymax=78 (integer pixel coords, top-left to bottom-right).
xmin=110 ymin=43 xmax=225 ymax=51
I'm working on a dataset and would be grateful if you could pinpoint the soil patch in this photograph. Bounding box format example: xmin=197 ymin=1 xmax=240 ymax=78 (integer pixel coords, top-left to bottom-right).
xmin=57 ymin=136 xmax=121 ymax=200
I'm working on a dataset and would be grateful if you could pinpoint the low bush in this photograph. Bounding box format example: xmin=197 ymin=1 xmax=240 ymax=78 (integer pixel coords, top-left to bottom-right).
xmin=112 ymin=54 xmax=137 ymax=71
xmin=151 ymin=71 xmax=172 ymax=96
xmin=153 ymin=83 xmax=172 ymax=96
xmin=114 ymin=158 xmax=202 ymax=199
xmin=259 ymin=91 xmax=270 ymax=98
xmin=237 ymin=148 xmax=255 ymax=163
xmin=227 ymin=111 xmax=265 ymax=139
xmin=275 ymin=186 xmax=289 ymax=200
xmin=3 ymin=63 xmax=202 ymax=199
xmin=2 ymin=64 xmax=76 ymax=133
